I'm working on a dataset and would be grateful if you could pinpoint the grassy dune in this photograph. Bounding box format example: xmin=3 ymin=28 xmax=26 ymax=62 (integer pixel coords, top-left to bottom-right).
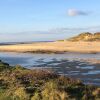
xmin=0 ymin=41 xmax=100 ymax=53
xmin=68 ymin=32 xmax=100 ymax=42
xmin=0 ymin=60 xmax=100 ymax=100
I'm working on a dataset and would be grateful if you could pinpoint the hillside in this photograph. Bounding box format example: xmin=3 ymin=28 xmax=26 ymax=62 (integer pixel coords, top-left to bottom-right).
xmin=68 ymin=32 xmax=100 ymax=41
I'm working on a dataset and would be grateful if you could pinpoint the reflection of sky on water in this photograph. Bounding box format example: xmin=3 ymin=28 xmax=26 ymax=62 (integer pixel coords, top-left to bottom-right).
xmin=0 ymin=52 xmax=100 ymax=86
xmin=82 ymin=70 xmax=100 ymax=75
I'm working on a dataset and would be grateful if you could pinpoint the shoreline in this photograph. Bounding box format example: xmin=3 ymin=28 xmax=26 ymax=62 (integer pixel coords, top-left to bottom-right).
xmin=0 ymin=41 xmax=100 ymax=54
xmin=0 ymin=49 xmax=99 ymax=54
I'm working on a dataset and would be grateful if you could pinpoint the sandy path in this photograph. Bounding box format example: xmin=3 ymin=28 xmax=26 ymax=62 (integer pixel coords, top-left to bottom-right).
xmin=0 ymin=41 xmax=100 ymax=53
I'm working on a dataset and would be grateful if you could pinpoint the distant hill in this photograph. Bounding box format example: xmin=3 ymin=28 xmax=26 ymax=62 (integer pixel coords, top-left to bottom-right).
xmin=68 ymin=32 xmax=100 ymax=41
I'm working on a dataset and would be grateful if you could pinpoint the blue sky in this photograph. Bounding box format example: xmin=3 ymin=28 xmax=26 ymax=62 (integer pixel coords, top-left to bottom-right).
xmin=0 ymin=0 xmax=100 ymax=42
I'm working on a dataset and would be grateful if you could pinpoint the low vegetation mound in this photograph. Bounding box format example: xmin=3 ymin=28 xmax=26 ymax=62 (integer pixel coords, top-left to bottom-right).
xmin=68 ymin=32 xmax=100 ymax=41
xmin=0 ymin=60 xmax=100 ymax=100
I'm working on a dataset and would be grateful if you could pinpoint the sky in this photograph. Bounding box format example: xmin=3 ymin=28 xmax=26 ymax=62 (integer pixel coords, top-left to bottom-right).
xmin=0 ymin=0 xmax=100 ymax=42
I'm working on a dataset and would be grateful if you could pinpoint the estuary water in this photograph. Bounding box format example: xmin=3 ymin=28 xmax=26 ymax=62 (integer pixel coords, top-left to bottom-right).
xmin=0 ymin=52 xmax=100 ymax=86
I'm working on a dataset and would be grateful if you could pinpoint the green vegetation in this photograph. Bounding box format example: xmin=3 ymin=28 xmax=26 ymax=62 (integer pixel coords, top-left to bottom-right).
xmin=26 ymin=50 xmax=65 ymax=54
xmin=68 ymin=32 xmax=100 ymax=41
xmin=0 ymin=60 xmax=100 ymax=100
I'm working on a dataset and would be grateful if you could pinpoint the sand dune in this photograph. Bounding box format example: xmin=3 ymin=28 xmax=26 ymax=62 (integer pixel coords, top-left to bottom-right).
xmin=0 ymin=41 xmax=100 ymax=53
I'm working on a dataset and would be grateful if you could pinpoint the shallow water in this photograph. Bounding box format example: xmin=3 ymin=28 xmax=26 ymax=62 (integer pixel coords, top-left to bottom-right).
xmin=0 ymin=52 xmax=100 ymax=86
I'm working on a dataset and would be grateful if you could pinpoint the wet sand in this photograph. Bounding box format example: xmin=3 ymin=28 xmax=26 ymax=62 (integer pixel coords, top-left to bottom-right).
xmin=35 ymin=59 xmax=100 ymax=86
xmin=0 ymin=41 xmax=100 ymax=53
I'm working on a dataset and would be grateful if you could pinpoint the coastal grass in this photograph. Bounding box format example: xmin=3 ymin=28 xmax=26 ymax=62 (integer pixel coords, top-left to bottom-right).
xmin=0 ymin=60 xmax=100 ymax=100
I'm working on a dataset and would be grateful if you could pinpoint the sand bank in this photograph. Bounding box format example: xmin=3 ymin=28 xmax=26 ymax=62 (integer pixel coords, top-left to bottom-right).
xmin=0 ymin=41 xmax=100 ymax=53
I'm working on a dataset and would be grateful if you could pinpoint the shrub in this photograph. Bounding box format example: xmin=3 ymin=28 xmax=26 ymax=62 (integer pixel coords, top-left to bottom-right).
xmin=13 ymin=87 xmax=29 ymax=100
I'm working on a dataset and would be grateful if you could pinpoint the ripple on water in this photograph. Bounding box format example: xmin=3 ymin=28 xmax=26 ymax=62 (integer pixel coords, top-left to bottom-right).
xmin=82 ymin=70 xmax=100 ymax=75
xmin=79 ymin=66 xmax=95 ymax=69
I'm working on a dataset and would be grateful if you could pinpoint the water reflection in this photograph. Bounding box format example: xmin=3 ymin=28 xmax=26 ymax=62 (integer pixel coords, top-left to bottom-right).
xmin=0 ymin=52 xmax=100 ymax=86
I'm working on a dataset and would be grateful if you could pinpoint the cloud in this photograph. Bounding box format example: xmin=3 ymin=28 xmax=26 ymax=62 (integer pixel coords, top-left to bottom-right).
xmin=49 ymin=26 xmax=100 ymax=34
xmin=1 ymin=26 xmax=100 ymax=42
xmin=68 ymin=9 xmax=90 ymax=16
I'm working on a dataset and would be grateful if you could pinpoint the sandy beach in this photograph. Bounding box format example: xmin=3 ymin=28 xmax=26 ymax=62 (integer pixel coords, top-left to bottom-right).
xmin=0 ymin=41 xmax=100 ymax=53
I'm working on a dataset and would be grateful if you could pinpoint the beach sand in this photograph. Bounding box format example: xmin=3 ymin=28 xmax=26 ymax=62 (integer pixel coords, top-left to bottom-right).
xmin=0 ymin=41 xmax=100 ymax=53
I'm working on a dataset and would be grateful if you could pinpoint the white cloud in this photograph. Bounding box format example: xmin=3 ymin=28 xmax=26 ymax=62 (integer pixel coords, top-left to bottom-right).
xmin=68 ymin=9 xmax=90 ymax=16
xmin=49 ymin=26 xmax=100 ymax=34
